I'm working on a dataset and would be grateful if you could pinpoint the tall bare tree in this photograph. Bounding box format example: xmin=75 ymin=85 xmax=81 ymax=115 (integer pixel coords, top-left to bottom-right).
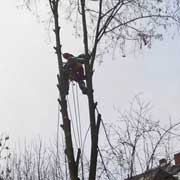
xmin=19 ymin=0 xmax=180 ymax=180
xmin=4 ymin=98 xmax=180 ymax=180
xmin=97 ymin=96 xmax=180 ymax=180
xmin=0 ymin=135 xmax=10 ymax=180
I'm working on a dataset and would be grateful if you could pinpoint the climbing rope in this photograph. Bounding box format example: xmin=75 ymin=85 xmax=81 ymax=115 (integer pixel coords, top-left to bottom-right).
xmin=67 ymin=95 xmax=79 ymax=148
xmin=71 ymin=83 xmax=81 ymax=148
xmin=61 ymin=80 xmax=88 ymax=179
xmin=75 ymin=84 xmax=82 ymax=147
xmin=72 ymin=83 xmax=86 ymax=180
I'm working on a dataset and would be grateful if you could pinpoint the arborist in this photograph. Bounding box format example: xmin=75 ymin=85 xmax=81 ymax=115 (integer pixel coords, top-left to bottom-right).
xmin=62 ymin=52 xmax=89 ymax=95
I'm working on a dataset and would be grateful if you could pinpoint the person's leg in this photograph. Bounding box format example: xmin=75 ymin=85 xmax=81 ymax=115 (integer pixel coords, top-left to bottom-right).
xmin=78 ymin=81 xmax=87 ymax=94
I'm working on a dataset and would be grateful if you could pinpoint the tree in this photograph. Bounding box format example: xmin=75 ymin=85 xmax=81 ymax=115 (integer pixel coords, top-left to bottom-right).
xmin=0 ymin=135 xmax=11 ymax=180
xmin=4 ymin=97 xmax=180 ymax=180
xmin=97 ymin=95 xmax=180 ymax=180
xmin=19 ymin=0 xmax=180 ymax=180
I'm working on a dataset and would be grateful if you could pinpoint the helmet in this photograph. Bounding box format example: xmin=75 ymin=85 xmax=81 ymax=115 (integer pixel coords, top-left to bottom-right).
xmin=78 ymin=54 xmax=86 ymax=58
xmin=63 ymin=53 xmax=74 ymax=60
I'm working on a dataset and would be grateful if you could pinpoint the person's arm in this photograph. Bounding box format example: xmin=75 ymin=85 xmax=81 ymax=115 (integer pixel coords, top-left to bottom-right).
xmin=70 ymin=54 xmax=90 ymax=64
xmin=68 ymin=57 xmax=85 ymax=64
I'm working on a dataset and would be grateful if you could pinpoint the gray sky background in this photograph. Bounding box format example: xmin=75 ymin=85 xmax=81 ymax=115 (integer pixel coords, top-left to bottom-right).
xmin=0 ymin=1 xmax=180 ymax=149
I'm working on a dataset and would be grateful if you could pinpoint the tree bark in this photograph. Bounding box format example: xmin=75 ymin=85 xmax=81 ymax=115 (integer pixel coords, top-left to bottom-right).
xmin=50 ymin=1 xmax=79 ymax=180
xmin=80 ymin=0 xmax=101 ymax=179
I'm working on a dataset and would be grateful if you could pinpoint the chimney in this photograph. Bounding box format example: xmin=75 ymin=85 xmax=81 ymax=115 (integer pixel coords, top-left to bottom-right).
xmin=159 ymin=158 xmax=167 ymax=167
xmin=174 ymin=152 xmax=180 ymax=165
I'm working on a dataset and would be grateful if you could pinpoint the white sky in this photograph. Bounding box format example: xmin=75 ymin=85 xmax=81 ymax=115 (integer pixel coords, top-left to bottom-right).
xmin=0 ymin=1 xmax=180 ymax=149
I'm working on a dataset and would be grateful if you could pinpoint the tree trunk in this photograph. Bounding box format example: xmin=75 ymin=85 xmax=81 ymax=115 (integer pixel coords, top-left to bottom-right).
xmin=50 ymin=1 xmax=79 ymax=180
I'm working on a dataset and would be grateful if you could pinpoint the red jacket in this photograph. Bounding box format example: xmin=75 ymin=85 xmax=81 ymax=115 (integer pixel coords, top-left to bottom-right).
xmin=63 ymin=56 xmax=85 ymax=82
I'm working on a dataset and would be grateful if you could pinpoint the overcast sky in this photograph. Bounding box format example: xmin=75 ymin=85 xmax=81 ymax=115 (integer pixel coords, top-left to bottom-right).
xmin=0 ymin=1 xmax=180 ymax=149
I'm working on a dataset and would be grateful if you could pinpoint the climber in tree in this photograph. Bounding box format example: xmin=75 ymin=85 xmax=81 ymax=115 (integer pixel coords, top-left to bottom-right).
xmin=62 ymin=52 xmax=88 ymax=95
